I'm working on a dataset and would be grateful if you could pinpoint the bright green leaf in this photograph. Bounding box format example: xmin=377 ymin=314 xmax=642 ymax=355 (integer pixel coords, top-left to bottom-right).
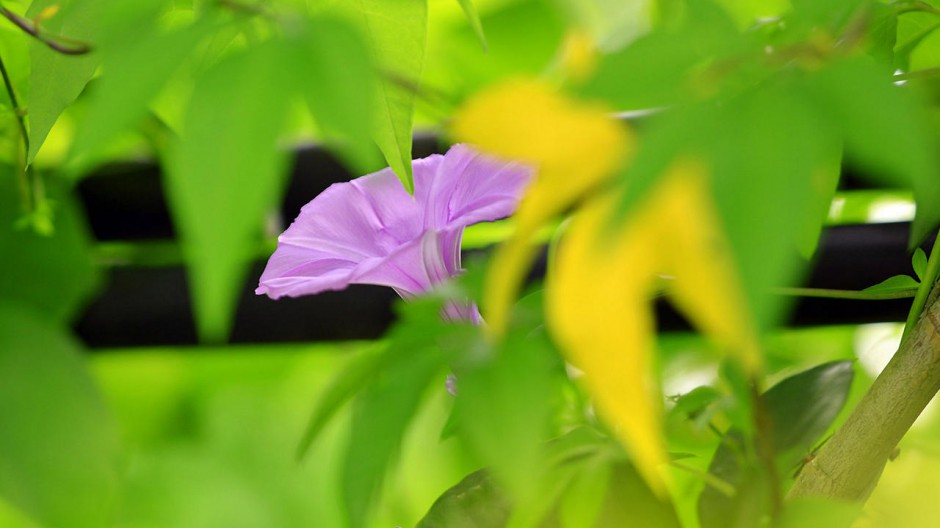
xmin=344 ymin=0 xmax=429 ymax=193
xmin=165 ymin=43 xmax=293 ymax=342
xmin=863 ymin=274 xmax=921 ymax=294
xmin=26 ymin=0 xmax=105 ymax=164
xmin=0 ymin=303 xmax=119 ymax=528
xmin=913 ymin=248 xmax=928 ymax=282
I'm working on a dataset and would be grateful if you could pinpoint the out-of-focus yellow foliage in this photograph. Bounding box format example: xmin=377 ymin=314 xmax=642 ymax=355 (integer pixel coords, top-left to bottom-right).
xmin=558 ymin=30 xmax=598 ymax=83
xmin=451 ymin=79 xmax=632 ymax=337
xmin=547 ymin=160 xmax=761 ymax=494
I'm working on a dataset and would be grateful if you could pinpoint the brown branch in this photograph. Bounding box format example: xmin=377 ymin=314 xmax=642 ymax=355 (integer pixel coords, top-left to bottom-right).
xmin=0 ymin=6 xmax=91 ymax=55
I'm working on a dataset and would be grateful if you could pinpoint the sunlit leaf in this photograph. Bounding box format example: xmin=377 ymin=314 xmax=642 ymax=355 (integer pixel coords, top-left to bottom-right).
xmin=337 ymin=0 xmax=428 ymax=193
xmin=0 ymin=304 xmax=119 ymax=528
xmin=165 ymin=43 xmax=293 ymax=342
xmin=451 ymin=79 xmax=631 ymax=337
xmin=547 ymin=160 xmax=760 ymax=494
xmin=26 ymin=0 xmax=105 ymax=164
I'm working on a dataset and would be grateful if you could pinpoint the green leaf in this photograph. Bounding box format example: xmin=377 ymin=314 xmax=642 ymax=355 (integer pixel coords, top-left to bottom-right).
xmin=416 ymin=470 xmax=512 ymax=528
xmin=26 ymin=0 xmax=105 ymax=164
xmin=698 ymin=361 xmax=854 ymax=528
xmin=863 ymin=274 xmax=921 ymax=294
xmin=583 ymin=0 xmax=745 ymax=110
xmin=455 ymin=0 xmax=487 ymax=50
xmin=352 ymin=0 xmax=429 ymax=193
xmin=866 ymin=3 xmax=897 ymax=68
xmin=913 ymin=248 xmax=928 ymax=282
xmin=295 ymin=345 xmax=385 ymax=460
xmin=67 ymin=19 xmax=213 ymax=176
xmin=165 ymin=43 xmax=293 ymax=342
xmin=808 ymin=57 xmax=940 ymax=245
xmin=338 ymin=298 xmax=469 ymax=528
xmin=0 ymin=168 xmax=99 ymax=322
xmin=455 ymin=331 xmax=560 ymax=504
xmin=707 ymin=85 xmax=841 ymax=329
xmin=0 ymin=303 xmax=119 ymax=528
xmin=288 ymin=14 xmax=380 ymax=175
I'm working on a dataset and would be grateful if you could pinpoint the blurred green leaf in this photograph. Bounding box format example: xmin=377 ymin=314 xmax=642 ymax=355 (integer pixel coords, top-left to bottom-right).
xmin=896 ymin=20 xmax=940 ymax=73
xmin=296 ymin=345 xmax=384 ymax=460
xmin=0 ymin=303 xmax=119 ymax=528
xmin=350 ymin=0 xmax=428 ymax=193
xmin=913 ymin=248 xmax=928 ymax=282
xmin=454 ymin=0 xmax=487 ymax=51
xmin=26 ymin=0 xmax=105 ymax=164
xmin=867 ymin=3 xmax=897 ymax=67
xmin=166 ymin=42 xmax=293 ymax=342
xmin=863 ymin=274 xmax=920 ymax=294
xmin=67 ymin=19 xmax=213 ymax=176
xmin=288 ymin=14 xmax=380 ymax=174
xmin=584 ymin=0 xmax=746 ymax=110
xmin=342 ymin=300 xmax=464 ymax=528
xmin=698 ymin=361 xmax=854 ymax=528
xmin=809 ymin=57 xmax=940 ymax=245
xmin=455 ymin=331 xmax=560 ymax=504
xmin=0 ymin=168 xmax=99 ymax=322
xmin=707 ymin=85 xmax=841 ymax=329
xmin=431 ymin=0 xmax=563 ymax=101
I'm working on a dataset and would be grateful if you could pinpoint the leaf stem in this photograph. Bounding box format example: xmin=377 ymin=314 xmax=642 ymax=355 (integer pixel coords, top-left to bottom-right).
xmin=0 ymin=6 xmax=91 ymax=55
xmin=772 ymin=286 xmax=917 ymax=300
xmin=0 ymin=46 xmax=32 ymax=215
xmin=903 ymin=238 xmax=940 ymax=340
xmin=670 ymin=460 xmax=736 ymax=498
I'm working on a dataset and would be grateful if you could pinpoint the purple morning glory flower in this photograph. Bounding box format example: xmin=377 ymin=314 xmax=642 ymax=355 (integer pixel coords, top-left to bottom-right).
xmin=255 ymin=144 xmax=533 ymax=317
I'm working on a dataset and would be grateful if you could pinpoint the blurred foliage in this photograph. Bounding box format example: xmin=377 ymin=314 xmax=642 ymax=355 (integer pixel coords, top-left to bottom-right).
xmin=4 ymin=0 xmax=940 ymax=527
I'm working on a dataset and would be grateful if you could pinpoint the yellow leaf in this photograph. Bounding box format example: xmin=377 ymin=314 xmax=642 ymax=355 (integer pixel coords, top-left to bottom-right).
xmin=451 ymin=80 xmax=633 ymax=337
xmin=547 ymin=159 xmax=760 ymax=494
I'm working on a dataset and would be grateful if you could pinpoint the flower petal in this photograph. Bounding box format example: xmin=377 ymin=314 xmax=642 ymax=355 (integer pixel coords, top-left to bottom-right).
xmin=257 ymin=144 xmax=531 ymax=300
